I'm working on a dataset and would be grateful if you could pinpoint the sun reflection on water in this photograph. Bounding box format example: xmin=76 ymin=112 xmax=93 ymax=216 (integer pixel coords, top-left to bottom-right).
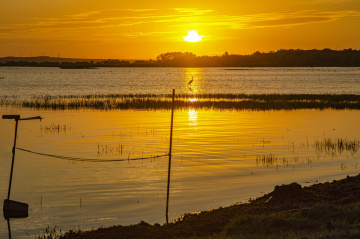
xmin=182 ymin=68 xmax=205 ymax=94
xmin=188 ymin=108 xmax=198 ymax=127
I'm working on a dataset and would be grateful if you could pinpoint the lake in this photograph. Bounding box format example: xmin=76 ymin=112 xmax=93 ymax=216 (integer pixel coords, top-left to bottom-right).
xmin=1 ymin=67 xmax=360 ymax=98
xmin=0 ymin=67 xmax=359 ymax=238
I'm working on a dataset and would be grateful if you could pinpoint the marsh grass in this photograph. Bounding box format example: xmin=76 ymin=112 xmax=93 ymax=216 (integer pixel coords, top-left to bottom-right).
xmin=35 ymin=225 xmax=64 ymax=239
xmin=222 ymin=203 xmax=360 ymax=239
xmin=41 ymin=123 xmax=70 ymax=134
xmin=256 ymin=154 xmax=313 ymax=168
xmin=97 ymin=143 xmax=123 ymax=156
xmin=315 ymin=138 xmax=360 ymax=155
xmin=1 ymin=94 xmax=359 ymax=110
xmin=257 ymin=137 xmax=359 ymax=169
xmin=256 ymin=154 xmax=279 ymax=167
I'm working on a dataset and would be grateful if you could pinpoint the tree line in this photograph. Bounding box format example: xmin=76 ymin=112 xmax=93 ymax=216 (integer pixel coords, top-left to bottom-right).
xmin=1 ymin=49 xmax=360 ymax=67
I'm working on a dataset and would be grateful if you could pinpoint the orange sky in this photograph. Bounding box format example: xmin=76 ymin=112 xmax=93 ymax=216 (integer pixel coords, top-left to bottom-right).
xmin=1 ymin=0 xmax=360 ymax=59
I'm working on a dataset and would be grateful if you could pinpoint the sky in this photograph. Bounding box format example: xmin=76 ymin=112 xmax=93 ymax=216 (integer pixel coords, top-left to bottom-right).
xmin=1 ymin=0 xmax=360 ymax=59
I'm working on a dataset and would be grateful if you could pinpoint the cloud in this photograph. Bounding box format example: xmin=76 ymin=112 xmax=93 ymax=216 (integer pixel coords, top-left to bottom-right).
xmin=185 ymin=10 xmax=360 ymax=29
xmin=0 ymin=8 xmax=359 ymax=40
xmin=238 ymin=11 xmax=358 ymax=29
xmin=302 ymin=0 xmax=353 ymax=4
xmin=173 ymin=8 xmax=214 ymax=14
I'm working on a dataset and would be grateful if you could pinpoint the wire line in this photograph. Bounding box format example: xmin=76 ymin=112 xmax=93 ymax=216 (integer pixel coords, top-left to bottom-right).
xmin=15 ymin=147 xmax=169 ymax=162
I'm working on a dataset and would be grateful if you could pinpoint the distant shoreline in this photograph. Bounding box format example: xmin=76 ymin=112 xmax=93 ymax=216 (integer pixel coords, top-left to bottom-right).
xmin=1 ymin=49 xmax=360 ymax=67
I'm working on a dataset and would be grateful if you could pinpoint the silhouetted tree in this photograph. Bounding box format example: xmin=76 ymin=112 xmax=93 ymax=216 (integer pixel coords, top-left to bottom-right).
xmin=1 ymin=49 xmax=360 ymax=67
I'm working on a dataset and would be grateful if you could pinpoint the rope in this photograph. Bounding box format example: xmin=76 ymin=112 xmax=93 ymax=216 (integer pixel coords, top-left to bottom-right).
xmin=15 ymin=147 xmax=169 ymax=162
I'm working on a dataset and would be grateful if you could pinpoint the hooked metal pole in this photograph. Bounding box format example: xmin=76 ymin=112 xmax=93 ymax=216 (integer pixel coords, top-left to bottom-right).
xmin=166 ymin=89 xmax=175 ymax=224
xmin=2 ymin=115 xmax=42 ymax=201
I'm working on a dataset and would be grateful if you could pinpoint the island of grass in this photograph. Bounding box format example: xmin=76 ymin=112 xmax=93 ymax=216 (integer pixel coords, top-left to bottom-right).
xmin=51 ymin=173 xmax=360 ymax=239
xmin=2 ymin=94 xmax=360 ymax=111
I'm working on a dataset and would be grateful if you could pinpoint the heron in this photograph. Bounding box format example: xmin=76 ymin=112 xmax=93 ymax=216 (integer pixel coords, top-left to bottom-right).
xmin=188 ymin=77 xmax=194 ymax=85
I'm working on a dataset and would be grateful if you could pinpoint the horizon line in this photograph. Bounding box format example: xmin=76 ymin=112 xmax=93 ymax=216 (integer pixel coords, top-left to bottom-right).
xmin=1 ymin=48 xmax=359 ymax=61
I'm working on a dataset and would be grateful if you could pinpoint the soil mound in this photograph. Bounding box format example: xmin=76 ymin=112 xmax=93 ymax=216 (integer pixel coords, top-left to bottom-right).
xmin=274 ymin=182 xmax=303 ymax=197
xmin=265 ymin=182 xmax=314 ymax=204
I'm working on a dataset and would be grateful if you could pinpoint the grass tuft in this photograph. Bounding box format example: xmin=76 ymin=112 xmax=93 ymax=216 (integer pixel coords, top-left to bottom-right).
xmin=223 ymin=203 xmax=360 ymax=239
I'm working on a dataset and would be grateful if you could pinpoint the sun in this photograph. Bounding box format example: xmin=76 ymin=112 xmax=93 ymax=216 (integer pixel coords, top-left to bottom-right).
xmin=183 ymin=30 xmax=203 ymax=42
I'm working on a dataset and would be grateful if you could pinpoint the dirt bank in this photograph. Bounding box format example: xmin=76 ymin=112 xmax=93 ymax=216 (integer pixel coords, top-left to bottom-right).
xmin=60 ymin=173 xmax=360 ymax=239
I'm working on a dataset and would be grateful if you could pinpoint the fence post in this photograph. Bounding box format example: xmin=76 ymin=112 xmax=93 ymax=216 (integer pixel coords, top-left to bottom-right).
xmin=166 ymin=89 xmax=175 ymax=224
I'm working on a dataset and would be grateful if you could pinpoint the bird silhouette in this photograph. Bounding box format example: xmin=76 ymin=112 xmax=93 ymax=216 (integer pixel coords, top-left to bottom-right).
xmin=188 ymin=77 xmax=194 ymax=85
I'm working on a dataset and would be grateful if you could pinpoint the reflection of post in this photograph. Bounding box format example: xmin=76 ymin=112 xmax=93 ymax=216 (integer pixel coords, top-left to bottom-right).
xmin=166 ymin=89 xmax=175 ymax=224
xmin=7 ymin=218 xmax=11 ymax=239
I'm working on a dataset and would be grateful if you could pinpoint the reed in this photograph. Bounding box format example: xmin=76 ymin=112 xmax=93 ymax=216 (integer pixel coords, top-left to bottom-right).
xmin=35 ymin=225 xmax=64 ymax=239
xmin=256 ymin=153 xmax=319 ymax=168
xmin=97 ymin=143 xmax=123 ymax=156
xmin=41 ymin=123 xmax=69 ymax=134
xmin=315 ymin=138 xmax=360 ymax=154
xmin=256 ymin=154 xmax=279 ymax=167
xmin=1 ymin=94 xmax=359 ymax=110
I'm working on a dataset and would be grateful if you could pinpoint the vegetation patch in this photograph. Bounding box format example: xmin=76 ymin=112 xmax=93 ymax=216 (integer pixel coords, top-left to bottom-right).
xmin=315 ymin=138 xmax=360 ymax=155
xmin=223 ymin=203 xmax=360 ymax=239
xmin=2 ymin=93 xmax=360 ymax=110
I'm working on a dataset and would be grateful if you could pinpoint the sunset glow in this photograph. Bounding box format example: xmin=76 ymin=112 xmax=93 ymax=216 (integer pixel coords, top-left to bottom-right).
xmin=1 ymin=0 xmax=359 ymax=59
xmin=1 ymin=0 xmax=360 ymax=237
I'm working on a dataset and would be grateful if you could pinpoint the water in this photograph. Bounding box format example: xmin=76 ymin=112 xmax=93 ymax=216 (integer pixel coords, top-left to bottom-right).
xmin=0 ymin=67 xmax=360 ymax=98
xmin=0 ymin=67 xmax=360 ymax=238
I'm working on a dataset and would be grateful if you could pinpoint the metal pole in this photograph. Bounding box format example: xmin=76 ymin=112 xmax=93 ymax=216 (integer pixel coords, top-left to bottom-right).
xmin=166 ymin=89 xmax=175 ymax=224
xmin=7 ymin=118 xmax=19 ymax=200
xmin=2 ymin=114 xmax=42 ymax=202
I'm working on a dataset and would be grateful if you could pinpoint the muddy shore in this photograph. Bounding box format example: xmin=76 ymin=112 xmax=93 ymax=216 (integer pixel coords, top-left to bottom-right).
xmin=58 ymin=173 xmax=360 ymax=238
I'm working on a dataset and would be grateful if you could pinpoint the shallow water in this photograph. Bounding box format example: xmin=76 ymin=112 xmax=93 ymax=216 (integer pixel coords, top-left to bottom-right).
xmin=0 ymin=106 xmax=359 ymax=238
xmin=1 ymin=66 xmax=359 ymax=237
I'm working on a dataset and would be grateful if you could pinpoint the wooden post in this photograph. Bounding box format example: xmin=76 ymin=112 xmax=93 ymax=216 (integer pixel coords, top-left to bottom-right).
xmin=166 ymin=89 xmax=175 ymax=224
